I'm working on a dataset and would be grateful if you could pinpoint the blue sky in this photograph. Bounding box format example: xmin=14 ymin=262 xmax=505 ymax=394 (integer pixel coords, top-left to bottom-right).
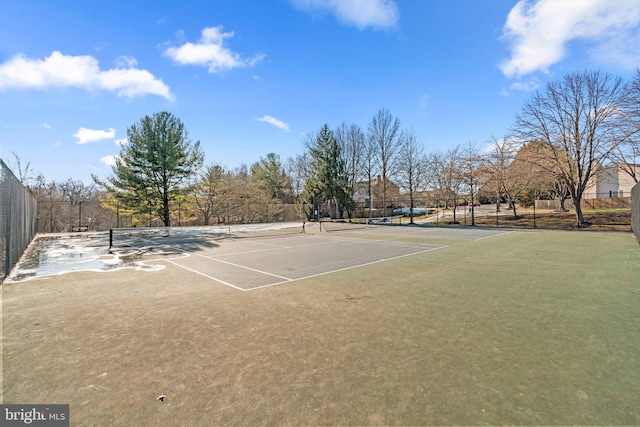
xmin=1 ymin=0 xmax=640 ymax=184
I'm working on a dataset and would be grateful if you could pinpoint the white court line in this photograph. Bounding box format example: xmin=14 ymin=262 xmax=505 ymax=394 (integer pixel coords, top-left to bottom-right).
xmin=129 ymin=233 xmax=445 ymax=291
xmin=243 ymin=245 xmax=448 ymax=292
xmin=472 ymin=230 xmax=517 ymax=241
xmin=189 ymin=234 xmax=417 ymax=258
xmin=122 ymin=236 xmax=292 ymax=281
xmin=186 ymin=253 xmax=293 ymax=281
xmin=165 ymin=258 xmax=247 ymax=291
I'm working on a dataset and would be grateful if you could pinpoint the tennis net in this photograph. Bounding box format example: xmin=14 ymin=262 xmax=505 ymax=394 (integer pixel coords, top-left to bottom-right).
xmin=108 ymin=222 xmax=305 ymax=250
xmin=319 ymin=215 xmax=404 ymax=232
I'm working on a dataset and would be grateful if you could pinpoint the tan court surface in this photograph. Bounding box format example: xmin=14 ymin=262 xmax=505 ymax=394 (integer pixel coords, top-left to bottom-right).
xmin=2 ymin=226 xmax=639 ymax=426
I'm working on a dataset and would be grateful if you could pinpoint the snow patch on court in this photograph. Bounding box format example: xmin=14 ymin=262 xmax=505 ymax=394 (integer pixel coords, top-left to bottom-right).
xmin=4 ymin=232 xmax=166 ymax=283
xmin=4 ymin=222 xmax=303 ymax=283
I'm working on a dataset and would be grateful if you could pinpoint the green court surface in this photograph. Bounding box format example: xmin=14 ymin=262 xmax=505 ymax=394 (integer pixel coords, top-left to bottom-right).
xmin=2 ymin=227 xmax=639 ymax=425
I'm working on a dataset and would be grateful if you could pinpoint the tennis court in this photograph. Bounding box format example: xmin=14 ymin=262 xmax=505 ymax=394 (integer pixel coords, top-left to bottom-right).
xmin=8 ymin=221 xmax=510 ymax=291
xmin=3 ymin=224 xmax=640 ymax=426
xmin=138 ymin=233 xmax=445 ymax=291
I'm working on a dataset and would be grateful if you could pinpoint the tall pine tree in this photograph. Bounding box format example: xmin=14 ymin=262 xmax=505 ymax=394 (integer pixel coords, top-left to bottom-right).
xmin=302 ymin=124 xmax=354 ymax=219
xmin=93 ymin=111 xmax=204 ymax=227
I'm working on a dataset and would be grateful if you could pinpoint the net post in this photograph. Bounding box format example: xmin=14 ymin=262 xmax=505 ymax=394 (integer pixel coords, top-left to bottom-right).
xmin=109 ymin=228 xmax=113 ymax=250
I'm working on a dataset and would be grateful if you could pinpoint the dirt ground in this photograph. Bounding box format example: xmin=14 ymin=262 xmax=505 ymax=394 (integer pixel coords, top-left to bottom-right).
xmin=2 ymin=228 xmax=640 ymax=426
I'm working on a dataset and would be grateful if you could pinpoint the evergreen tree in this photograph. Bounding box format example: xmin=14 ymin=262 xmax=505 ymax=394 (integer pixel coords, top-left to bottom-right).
xmin=93 ymin=111 xmax=204 ymax=227
xmin=302 ymin=124 xmax=354 ymax=219
xmin=251 ymin=153 xmax=288 ymax=201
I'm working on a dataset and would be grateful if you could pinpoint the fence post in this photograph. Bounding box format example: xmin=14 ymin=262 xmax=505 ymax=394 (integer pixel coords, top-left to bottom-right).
xmin=533 ymin=191 xmax=537 ymax=229
xmin=4 ymin=196 xmax=11 ymax=277
xmin=0 ymin=160 xmax=38 ymax=281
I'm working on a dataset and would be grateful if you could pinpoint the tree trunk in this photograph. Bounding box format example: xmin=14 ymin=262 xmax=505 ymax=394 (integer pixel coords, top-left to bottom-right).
xmin=573 ymin=196 xmax=585 ymax=226
xmin=163 ymin=193 xmax=171 ymax=227
xmin=559 ymin=197 xmax=566 ymax=211
xmin=409 ymin=193 xmax=414 ymax=224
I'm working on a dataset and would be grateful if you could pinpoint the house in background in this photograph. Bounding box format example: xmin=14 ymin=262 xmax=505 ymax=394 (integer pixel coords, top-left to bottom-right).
xmin=353 ymin=176 xmax=401 ymax=215
xmin=586 ymin=164 xmax=639 ymax=199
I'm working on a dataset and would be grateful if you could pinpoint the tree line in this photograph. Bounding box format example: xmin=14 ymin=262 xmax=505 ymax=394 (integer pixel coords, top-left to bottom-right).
xmin=10 ymin=69 xmax=640 ymax=231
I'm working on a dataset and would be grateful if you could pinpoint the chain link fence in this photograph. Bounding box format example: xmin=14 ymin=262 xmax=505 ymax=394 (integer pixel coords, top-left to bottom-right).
xmin=37 ymin=199 xmax=123 ymax=233
xmin=370 ymin=195 xmax=631 ymax=229
xmin=1 ymin=159 xmax=38 ymax=281
xmin=35 ymin=199 xmax=311 ymax=232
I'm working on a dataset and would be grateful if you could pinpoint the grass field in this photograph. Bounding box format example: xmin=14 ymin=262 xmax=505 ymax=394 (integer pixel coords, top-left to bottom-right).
xmin=472 ymin=209 xmax=632 ymax=231
xmin=2 ymin=227 xmax=640 ymax=425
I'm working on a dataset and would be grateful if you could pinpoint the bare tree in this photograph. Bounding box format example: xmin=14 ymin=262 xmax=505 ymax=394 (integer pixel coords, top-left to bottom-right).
xmin=484 ymin=136 xmax=535 ymax=218
xmin=362 ymin=134 xmax=380 ymax=218
xmin=430 ymin=147 xmax=465 ymax=222
xmin=611 ymin=68 xmax=640 ymax=182
xmin=511 ymin=70 xmax=627 ymax=225
xmin=57 ymin=179 xmax=98 ymax=230
xmin=285 ymin=153 xmax=310 ymax=200
xmin=395 ymin=128 xmax=428 ymax=224
xmin=34 ymin=178 xmax=64 ymax=232
xmin=461 ymin=141 xmax=484 ymax=226
xmin=514 ymin=140 xmax=571 ymax=209
xmin=483 ymin=136 xmax=514 ymax=212
xmin=368 ymin=108 xmax=401 ymax=216
xmin=335 ymin=122 xmax=365 ymax=217
xmin=7 ymin=151 xmax=37 ymax=187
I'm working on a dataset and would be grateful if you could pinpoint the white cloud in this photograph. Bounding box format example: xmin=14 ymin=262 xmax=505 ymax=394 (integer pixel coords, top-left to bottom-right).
xmin=164 ymin=26 xmax=265 ymax=73
xmin=483 ymin=137 xmax=523 ymax=155
xmin=39 ymin=122 xmax=52 ymax=129
xmin=115 ymin=56 xmax=138 ymax=68
xmin=257 ymin=115 xmax=291 ymax=133
xmin=114 ymin=138 xmax=128 ymax=146
xmin=501 ymin=77 xmax=540 ymax=96
xmin=100 ymin=155 xmax=118 ymax=166
xmin=499 ymin=0 xmax=640 ymax=78
xmin=73 ymin=127 xmax=115 ymax=145
xmin=0 ymin=51 xmax=173 ymax=99
xmin=290 ymin=0 xmax=399 ymax=30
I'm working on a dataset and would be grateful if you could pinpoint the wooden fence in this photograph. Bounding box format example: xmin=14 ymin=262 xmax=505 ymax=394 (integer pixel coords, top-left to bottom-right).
xmin=535 ymin=197 xmax=632 ymax=211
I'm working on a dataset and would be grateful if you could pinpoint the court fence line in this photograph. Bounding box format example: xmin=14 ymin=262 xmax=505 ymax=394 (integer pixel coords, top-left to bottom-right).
xmin=1 ymin=159 xmax=38 ymax=281
xmin=632 ymin=182 xmax=640 ymax=243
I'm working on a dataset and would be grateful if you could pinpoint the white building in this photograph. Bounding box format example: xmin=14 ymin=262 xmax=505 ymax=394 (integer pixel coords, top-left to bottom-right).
xmin=586 ymin=164 xmax=639 ymax=198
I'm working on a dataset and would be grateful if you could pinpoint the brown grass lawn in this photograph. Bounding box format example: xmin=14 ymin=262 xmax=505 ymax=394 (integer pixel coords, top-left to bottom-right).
xmin=2 ymin=227 xmax=639 ymax=426
xmin=463 ymin=209 xmax=632 ymax=231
